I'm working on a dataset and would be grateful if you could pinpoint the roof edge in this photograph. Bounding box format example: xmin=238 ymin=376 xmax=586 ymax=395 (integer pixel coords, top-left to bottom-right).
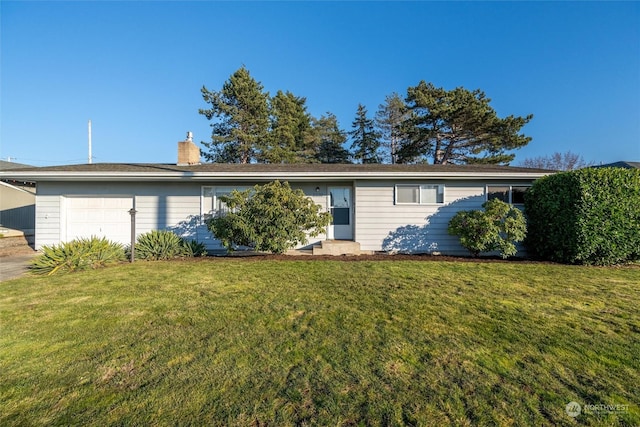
xmin=0 ymin=170 xmax=552 ymax=182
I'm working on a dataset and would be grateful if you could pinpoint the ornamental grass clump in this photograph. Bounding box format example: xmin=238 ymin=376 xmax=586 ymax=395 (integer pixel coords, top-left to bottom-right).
xmin=30 ymin=236 xmax=126 ymax=276
xmin=132 ymin=230 xmax=207 ymax=260
xmin=180 ymin=239 xmax=208 ymax=258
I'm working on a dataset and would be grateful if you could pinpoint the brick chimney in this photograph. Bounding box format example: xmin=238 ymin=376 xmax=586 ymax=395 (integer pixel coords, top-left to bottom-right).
xmin=177 ymin=131 xmax=201 ymax=165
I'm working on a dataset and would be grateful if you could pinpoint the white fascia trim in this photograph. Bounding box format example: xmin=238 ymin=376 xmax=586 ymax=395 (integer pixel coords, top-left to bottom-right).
xmin=0 ymin=171 xmax=552 ymax=182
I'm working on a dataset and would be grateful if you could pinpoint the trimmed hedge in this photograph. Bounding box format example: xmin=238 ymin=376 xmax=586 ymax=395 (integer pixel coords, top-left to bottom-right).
xmin=524 ymin=167 xmax=640 ymax=265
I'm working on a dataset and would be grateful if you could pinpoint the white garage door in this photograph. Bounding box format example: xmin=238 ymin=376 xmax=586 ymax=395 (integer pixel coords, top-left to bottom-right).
xmin=65 ymin=196 xmax=133 ymax=244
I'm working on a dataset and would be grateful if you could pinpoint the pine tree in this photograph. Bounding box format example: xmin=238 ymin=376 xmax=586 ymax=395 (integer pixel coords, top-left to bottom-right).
xmin=199 ymin=66 xmax=270 ymax=163
xmin=265 ymin=90 xmax=315 ymax=163
xmin=399 ymin=81 xmax=533 ymax=165
xmin=350 ymin=104 xmax=381 ymax=164
xmin=312 ymin=113 xmax=351 ymax=164
xmin=375 ymin=93 xmax=409 ymax=164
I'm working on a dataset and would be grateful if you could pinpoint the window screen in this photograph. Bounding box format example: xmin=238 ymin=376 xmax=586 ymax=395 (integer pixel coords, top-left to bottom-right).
xmin=202 ymin=187 xmax=214 ymax=216
xmin=396 ymin=185 xmax=420 ymax=204
xmin=421 ymin=185 xmax=444 ymax=204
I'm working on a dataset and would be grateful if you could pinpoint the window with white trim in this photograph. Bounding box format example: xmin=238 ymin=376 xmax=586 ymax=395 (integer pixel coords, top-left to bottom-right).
xmin=395 ymin=184 xmax=445 ymax=205
xmin=201 ymin=186 xmax=249 ymax=219
xmin=486 ymin=185 xmax=530 ymax=205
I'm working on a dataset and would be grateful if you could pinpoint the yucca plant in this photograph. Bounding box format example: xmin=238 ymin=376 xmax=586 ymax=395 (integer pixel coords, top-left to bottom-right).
xmin=30 ymin=237 xmax=126 ymax=276
xmin=181 ymin=239 xmax=207 ymax=257
xmin=133 ymin=230 xmax=184 ymax=260
xmin=132 ymin=230 xmax=207 ymax=260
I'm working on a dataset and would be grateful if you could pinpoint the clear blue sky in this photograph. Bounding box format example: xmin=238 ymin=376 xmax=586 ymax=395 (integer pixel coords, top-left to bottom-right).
xmin=1 ymin=1 xmax=638 ymax=166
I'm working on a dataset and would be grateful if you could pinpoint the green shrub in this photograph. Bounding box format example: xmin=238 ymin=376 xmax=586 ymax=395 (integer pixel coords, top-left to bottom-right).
xmin=132 ymin=230 xmax=207 ymax=260
xmin=181 ymin=239 xmax=208 ymax=257
xmin=524 ymin=167 xmax=640 ymax=265
xmin=448 ymin=199 xmax=527 ymax=258
xmin=30 ymin=237 xmax=125 ymax=275
xmin=207 ymin=181 xmax=332 ymax=254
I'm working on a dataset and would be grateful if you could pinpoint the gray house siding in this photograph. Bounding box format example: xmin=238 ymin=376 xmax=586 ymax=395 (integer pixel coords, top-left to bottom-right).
xmin=34 ymin=194 xmax=61 ymax=249
xmin=36 ymin=182 xmax=207 ymax=250
xmin=32 ymin=174 xmax=537 ymax=255
xmin=193 ymin=181 xmax=337 ymax=251
xmin=354 ymin=180 xmax=486 ymax=255
xmin=34 ymin=181 xmax=337 ymax=251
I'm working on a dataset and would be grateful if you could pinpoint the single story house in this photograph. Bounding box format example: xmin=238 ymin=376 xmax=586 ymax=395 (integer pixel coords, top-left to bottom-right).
xmin=592 ymin=161 xmax=640 ymax=169
xmin=0 ymin=160 xmax=36 ymax=234
xmin=0 ymin=139 xmax=551 ymax=255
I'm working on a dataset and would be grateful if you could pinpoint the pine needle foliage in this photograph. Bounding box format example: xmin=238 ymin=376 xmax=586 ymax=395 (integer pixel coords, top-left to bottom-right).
xmin=400 ymin=82 xmax=533 ymax=165
xmin=199 ymin=66 xmax=270 ymax=164
xmin=350 ymin=104 xmax=381 ymax=164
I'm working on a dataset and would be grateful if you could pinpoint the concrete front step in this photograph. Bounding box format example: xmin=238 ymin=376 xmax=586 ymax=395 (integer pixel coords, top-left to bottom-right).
xmin=285 ymin=248 xmax=314 ymax=256
xmin=312 ymin=240 xmax=368 ymax=256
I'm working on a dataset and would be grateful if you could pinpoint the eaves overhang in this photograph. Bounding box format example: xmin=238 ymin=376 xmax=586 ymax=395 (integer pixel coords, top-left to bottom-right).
xmin=0 ymin=170 xmax=552 ymax=182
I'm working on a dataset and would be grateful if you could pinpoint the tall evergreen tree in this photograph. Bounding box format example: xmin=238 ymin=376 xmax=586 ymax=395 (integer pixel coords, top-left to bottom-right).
xmin=199 ymin=66 xmax=270 ymax=163
xmin=399 ymin=81 xmax=533 ymax=165
xmin=312 ymin=113 xmax=351 ymax=164
xmin=350 ymin=104 xmax=381 ymax=164
xmin=375 ymin=92 xmax=410 ymax=164
xmin=265 ymin=90 xmax=314 ymax=163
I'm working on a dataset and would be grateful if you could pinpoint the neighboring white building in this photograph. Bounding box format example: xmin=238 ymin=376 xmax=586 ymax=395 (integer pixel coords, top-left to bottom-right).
xmin=0 ymin=160 xmax=36 ymax=234
xmin=0 ymin=141 xmax=551 ymax=255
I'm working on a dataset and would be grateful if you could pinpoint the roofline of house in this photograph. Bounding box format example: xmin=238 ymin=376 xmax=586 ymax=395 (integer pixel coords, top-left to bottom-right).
xmin=0 ymin=170 xmax=551 ymax=182
xmin=0 ymin=180 xmax=35 ymax=194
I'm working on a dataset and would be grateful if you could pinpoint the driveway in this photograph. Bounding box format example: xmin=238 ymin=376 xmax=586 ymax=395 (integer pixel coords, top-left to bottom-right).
xmin=0 ymin=254 xmax=37 ymax=282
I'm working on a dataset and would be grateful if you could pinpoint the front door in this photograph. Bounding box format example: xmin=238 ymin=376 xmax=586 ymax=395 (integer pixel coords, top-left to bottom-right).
xmin=328 ymin=187 xmax=353 ymax=240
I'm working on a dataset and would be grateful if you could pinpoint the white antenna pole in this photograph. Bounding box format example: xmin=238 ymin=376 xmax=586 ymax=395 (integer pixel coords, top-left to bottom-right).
xmin=88 ymin=120 xmax=92 ymax=164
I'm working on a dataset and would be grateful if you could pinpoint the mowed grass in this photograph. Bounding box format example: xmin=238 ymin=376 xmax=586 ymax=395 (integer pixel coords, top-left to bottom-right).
xmin=1 ymin=259 xmax=638 ymax=426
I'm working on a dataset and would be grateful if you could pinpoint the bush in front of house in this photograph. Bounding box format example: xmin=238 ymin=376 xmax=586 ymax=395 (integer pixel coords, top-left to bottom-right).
xmin=207 ymin=180 xmax=332 ymax=254
xmin=180 ymin=239 xmax=208 ymax=258
xmin=524 ymin=167 xmax=640 ymax=265
xmin=30 ymin=236 xmax=126 ymax=275
xmin=448 ymin=199 xmax=527 ymax=258
xmin=132 ymin=230 xmax=207 ymax=260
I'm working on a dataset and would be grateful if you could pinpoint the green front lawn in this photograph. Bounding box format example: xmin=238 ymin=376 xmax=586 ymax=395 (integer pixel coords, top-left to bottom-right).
xmin=1 ymin=259 xmax=638 ymax=426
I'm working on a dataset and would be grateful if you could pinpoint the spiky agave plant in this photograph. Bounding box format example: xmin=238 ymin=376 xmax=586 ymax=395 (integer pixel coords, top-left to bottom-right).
xmin=132 ymin=230 xmax=206 ymax=260
xmin=30 ymin=237 xmax=126 ymax=275
xmin=181 ymin=239 xmax=208 ymax=257
xmin=132 ymin=230 xmax=184 ymax=260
